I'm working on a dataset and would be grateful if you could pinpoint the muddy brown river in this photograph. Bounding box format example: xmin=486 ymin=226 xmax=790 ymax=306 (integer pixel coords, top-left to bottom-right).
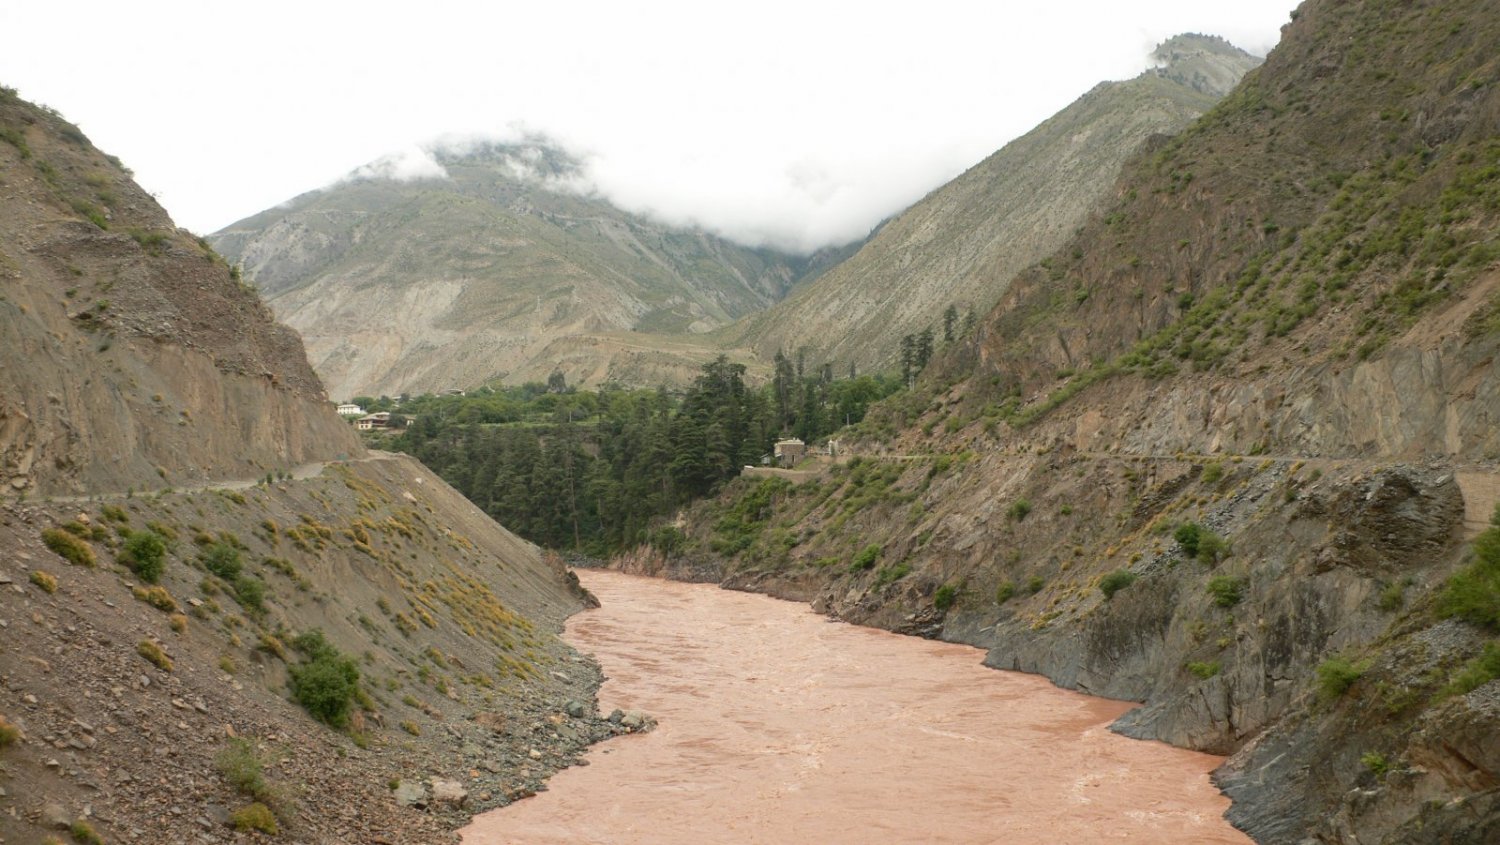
xmin=462 ymin=570 xmax=1250 ymax=844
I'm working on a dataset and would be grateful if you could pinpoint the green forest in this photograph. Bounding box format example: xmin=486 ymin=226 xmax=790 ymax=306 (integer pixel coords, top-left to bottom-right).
xmin=377 ymin=356 xmax=901 ymax=554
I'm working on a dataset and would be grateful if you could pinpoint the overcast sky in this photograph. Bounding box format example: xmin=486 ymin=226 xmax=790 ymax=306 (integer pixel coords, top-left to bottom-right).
xmin=1 ymin=0 xmax=1298 ymax=253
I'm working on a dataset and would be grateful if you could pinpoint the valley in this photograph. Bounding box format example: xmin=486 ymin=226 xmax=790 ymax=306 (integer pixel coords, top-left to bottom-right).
xmin=4 ymin=0 xmax=1500 ymax=842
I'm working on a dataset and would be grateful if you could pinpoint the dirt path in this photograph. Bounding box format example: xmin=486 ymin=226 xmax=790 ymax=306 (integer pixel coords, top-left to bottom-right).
xmin=814 ymin=446 xmax=1499 ymax=537
xmin=5 ymin=450 xmax=403 ymax=505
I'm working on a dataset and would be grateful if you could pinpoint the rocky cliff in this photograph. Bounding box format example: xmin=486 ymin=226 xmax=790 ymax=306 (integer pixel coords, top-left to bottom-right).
xmin=717 ymin=34 xmax=1261 ymax=373
xmin=0 ymin=88 xmax=610 ymax=843
xmin=210 ymin=142 xmax=834 ymax=399
xmin=614 ymin=1 xmax=1500 ymax=842
xmin=0 ymin=91 xmax=362 ymax=498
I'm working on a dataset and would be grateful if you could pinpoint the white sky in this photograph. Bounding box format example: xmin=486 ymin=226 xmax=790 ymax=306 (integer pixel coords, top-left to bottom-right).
xmin=0 ymin=1 xmax=1299 ymax=253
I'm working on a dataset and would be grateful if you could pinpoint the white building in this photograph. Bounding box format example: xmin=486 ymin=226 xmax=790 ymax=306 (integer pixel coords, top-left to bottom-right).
xmin=336 ymin=403 xmax=365 ymax=417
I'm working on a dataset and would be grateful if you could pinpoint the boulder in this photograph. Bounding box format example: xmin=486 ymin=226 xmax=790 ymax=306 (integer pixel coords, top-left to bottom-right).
xmin=393 ymin=779 xmax=428 ymax=808
xmin=620 ymin=710 xmax=655 ymax=731
xmin=429 ymin=778 xmax=468 ymax=807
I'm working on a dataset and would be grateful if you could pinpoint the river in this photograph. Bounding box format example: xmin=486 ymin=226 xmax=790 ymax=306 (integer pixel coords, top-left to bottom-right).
xmin=461 ymin=570 xmax=1249 ymax=844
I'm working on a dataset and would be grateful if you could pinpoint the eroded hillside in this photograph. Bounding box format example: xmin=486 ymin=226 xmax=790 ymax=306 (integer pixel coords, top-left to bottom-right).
xmin=0 ymin=455 xmax=612 ymax=843
xmin=611 ymin=1 xmax=1500 ymax=842
xmin=0 ymin=89 xmax=612 ymax=843
xmin=0 ymin=90 xmax=361 ymax=498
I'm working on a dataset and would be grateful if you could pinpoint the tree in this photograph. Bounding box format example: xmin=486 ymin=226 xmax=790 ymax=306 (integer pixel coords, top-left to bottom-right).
xmin=772 ymin=349 xmax=795 ymax=431
xmin=915 ymin=327 xmax=935 ymax=371
xmin=943 ymin=304 xmax=958 ymax=343
xmin=900 ymin=334 xmax=917 ymax=387
xmin=547 ymin=370 xmax=567 ymax=394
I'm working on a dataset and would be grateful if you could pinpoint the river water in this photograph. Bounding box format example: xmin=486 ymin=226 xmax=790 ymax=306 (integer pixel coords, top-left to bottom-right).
xmin=461 ymin=570 xmax=1249 ymax=844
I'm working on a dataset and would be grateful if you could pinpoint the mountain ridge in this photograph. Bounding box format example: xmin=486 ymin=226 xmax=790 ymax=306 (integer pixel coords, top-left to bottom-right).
xmin=714 ymin=33 xmax=1262 ymax=372
xmin=211 ymin=140 xmax=845 ymax=399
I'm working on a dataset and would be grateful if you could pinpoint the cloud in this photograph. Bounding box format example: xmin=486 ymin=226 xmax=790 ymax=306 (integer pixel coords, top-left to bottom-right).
xmin=343 ymin=144 xmax=449 ymax=183
xmin=1 ymin=1 xmax=1298 ymax=243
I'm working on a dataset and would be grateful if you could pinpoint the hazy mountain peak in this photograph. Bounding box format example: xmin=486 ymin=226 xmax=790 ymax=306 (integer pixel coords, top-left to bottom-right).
xmin=431 ymin=136 xmax=588 ymax=183
xmin=1149 ymin=32 xmax=1263 ymax=98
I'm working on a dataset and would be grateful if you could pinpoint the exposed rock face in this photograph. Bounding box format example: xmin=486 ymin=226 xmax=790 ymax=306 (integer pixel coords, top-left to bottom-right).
xmin=210 ymin=143 xmax=836 ymax=399
xmin=718 ymin=34 xmax=1261 ymax=372
xmin=0 ymin=90 xmax=360 ymax=497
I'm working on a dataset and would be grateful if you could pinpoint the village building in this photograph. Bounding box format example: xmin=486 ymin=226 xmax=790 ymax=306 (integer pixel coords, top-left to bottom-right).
xmin=355 ymin=412 xmax=386 ymax=431
xmin=773 ymin=438 xmax=806 ymax=467
xmin=336 ymin=403 xmax=365 ymax=417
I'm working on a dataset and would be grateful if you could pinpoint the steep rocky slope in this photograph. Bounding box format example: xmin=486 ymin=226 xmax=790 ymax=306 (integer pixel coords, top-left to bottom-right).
xmin=0 ymin=89 xmax=609 ymax=843
xmin=611 ymin=1 xmax=1500 ymax=842
xmin=210 ymin=143 xmax=836 ymax=399
xmin=717 ymin=34 xmax=1260 ymax=372
xmin=0 ymin=92 xmax=360 ymax=498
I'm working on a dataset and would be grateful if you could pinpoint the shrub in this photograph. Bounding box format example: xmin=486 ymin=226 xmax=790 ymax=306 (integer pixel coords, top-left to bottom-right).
xmin=131 ymin=585 xmax=177 ymax=612
xmin=1174 ymin=522 xmax=1203 ymax=557
xmin=1437 ymin=507 xmax=1500 ymax=630
xmin=1360 ymin=751 xmax=1390 ymax=777
xmin=233 ymin=576 xmax=266 ymax=612
xmin=121 ymin=530 xmax=168 ymax=582
xmin=0 ymin=714 xmax=19 ymax=747
xmin=401 ymin=720 xmax=421 ymax=736
xmin=69 ymin=821 xmax=104 ymax=844
xmin=1443 ymin=642 xmax=1500 ymax=697
xmin=202 ymin=542 xmax=243 ymax=580
xmin=1315 ymin=656 xmax=1367 ymax=702
xmin=1207 ymin=576 xmax=1244 ymax=608
xmin=1026 ymin=575 xmax=1046 ymax=594
xmin=42 ymin=528 xmax=95 ymax=567
xmin=933 ymin=583 xmax=959 ymax=611
xmin=137 ymin=639 xmax=173 ymax=671
xmin=850 ymin=544 xmax=881 ymax=572
xmin=288 ymin=632 xmax=360 ymax=727
xmin=1201 ymin=462 xmax=1225 ymax=484
xmin=995 ymin=581 xmax=1016 ymax=604
xmin=874 ymin=562 xmax=911 ymax=586
xmin=1186 ymin=660 xmax=1221 ymax=679
xmin=231 ymin=802 xmax=278 ymax=834
xmin=1007 ymin=499 xmax=1032 ymax=522
xmin=169 ymin=613 xmax=188 ymax=633
xmin=1099 ymin=569 xmax=1138 ymax=600
xmin=1174 ymin=522 xmax=1228 ymax=563
xmin=216 ymin=737 xmax=267 ymax=796
xmin=1197 ymin=532 xmax=1231 ymax=563
xmin=30 ymin=570 xmax=58 ymax=594
xmin=1378 ymin=581 xmax=1406 ymax=612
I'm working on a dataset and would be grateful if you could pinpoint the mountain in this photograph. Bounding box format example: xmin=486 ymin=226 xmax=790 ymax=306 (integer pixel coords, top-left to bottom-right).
xmin=608 ymin=2 xmax=1500 ymax=842
xmin=0 ymin=87 xmax=611 ymax=843
xmin=716 ymin=34 xmax=1262 ymax=372
xmin=210 ymin=142 xmax=834 ymax=400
